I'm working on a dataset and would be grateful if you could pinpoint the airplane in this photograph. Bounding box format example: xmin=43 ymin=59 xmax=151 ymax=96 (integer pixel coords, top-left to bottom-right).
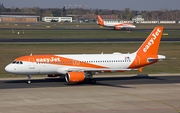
xmin=97 ymin=15 xmax=136 ymax=30
xmin=5 ymin=26 xmax=165 ymax=84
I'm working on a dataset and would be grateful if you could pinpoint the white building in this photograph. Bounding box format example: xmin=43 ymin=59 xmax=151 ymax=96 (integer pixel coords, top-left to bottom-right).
xmin=42 ymin=17 xmax=72 ymax=22
xmin=132 ymin=14 xmax=144 ymax=23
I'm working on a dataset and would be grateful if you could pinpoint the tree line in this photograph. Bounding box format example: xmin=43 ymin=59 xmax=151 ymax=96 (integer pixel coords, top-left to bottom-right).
xmin=0 ymin=4 xmax=180 ymax=21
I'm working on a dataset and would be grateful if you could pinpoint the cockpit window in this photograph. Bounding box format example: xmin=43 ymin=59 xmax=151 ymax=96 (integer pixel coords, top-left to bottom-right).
xmin=12 ymin=61 xmax=23 ymax=64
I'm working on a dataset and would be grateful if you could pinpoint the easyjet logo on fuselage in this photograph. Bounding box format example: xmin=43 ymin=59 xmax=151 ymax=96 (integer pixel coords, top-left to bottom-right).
xmin=143 ymin=28 xmax=161 ymax=53
xmin=36 ymin=57 xmax=60 ymax=63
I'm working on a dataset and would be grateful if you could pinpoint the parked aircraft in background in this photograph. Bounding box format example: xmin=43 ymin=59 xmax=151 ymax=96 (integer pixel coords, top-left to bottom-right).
xmin=5 ymin=26 xmax=165 ymax=84
xmin=97 ymin=15 xmax=136 ymax=30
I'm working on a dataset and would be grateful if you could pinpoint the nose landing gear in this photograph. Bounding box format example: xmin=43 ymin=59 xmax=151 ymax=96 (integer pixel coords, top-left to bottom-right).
xmin=27 ymin=75 xmax=32 ymax=84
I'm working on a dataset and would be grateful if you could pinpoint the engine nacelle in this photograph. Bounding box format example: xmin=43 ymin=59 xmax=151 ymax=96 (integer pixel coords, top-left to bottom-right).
xmin=65 ymin=72 xmax=85 ymax=83
xmin=115 ymin=26 xmax=128 ymax=30
xmin=115 ymin=26 xmax=120 ymax=30
xmin=47 ymin=74 xmax=62 ymax=77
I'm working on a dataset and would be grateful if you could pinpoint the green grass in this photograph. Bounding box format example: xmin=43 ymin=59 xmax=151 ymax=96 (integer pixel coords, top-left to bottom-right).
xmin=1 ymin=42 xmax=180 ymax=78
xmin=0 ymin=29 xmax=179 ymax=38
xmin=0 ymin=22 xmax=179 ymax=38
xmin=1 ymin=22 xmax=180 ymax=29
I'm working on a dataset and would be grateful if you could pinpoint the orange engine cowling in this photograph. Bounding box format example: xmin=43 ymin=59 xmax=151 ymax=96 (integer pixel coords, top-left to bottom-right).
xmin=115 ymin=26 xmax=120 ymax=30
xmin=47 ymin=74 xmax=62 ymax=77
xmin=65 ymin=72 xmax=85 ymax=83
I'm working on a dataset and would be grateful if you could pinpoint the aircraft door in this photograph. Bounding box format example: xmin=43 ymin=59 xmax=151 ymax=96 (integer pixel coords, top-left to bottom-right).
xmin=29 ymin=58 xmax=35 ymax=69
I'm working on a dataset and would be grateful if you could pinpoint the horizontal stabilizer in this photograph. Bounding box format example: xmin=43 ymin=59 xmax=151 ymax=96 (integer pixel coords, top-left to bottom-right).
xmin=147 ymin=55 xmax=166 ymax=62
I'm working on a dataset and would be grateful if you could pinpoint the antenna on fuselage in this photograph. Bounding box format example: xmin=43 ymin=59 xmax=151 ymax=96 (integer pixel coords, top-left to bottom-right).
xmin=30 ymin=53 xmax=33 ymax=56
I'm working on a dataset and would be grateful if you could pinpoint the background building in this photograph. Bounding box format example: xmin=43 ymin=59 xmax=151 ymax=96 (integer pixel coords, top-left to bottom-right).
xmin=0 ymin=12 xmax=40 ymax=22
xmin=42 ymin=17 xmax=72 ymax=22
xmin=132 ymin=14 xmax=144 ymax=23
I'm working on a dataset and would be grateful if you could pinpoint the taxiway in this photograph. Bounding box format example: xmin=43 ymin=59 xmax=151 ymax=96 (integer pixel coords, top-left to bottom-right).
xmin=0 ymin=74 xmax=180 ymax=113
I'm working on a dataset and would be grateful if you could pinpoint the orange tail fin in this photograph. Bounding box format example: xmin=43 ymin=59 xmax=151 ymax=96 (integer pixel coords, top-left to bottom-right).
xmin=136 ymin=26 xmax=164 ymax=55
xmin=97 ymin=15 xmax=104 ymax=26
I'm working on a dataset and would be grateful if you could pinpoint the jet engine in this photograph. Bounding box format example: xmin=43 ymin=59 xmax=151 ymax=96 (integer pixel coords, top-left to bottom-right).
xmin=114 ymin=26 xmax=120 ymax=30
xmin=65 ymin=71 xmax=85 ymax=83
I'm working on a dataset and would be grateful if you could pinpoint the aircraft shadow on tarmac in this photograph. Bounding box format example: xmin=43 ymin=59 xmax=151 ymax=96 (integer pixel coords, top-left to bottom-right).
xmin=3 ymin=74 xmax=164 ymax=83
xmin=2 ymin=74 xmax=180 ymax=89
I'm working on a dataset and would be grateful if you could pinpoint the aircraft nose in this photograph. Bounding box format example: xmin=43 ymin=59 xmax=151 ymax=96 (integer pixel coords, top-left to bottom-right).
xmin=5 ymin=64 xmax=15 ymax=73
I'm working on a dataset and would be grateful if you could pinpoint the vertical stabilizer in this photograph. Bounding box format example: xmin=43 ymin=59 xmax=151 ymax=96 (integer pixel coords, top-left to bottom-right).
xmin=129 ymin=26 xmax=164 ymax=70
xmin=136 ymin=26 xmax=164 ymax=55
xmin=97 ymin=15 xmax=104 ymax=26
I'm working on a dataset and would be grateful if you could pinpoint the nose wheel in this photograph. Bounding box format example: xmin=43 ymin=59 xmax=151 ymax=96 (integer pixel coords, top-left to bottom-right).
xmin=27 ymin=75 xmax=32 ymax=84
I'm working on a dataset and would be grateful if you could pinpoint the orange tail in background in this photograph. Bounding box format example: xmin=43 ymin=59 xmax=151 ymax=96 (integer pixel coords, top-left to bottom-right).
xmin=136 ymin=26 xmax=164 ymax=55
xmin=97 ymin=15 xmax=104 ymax=26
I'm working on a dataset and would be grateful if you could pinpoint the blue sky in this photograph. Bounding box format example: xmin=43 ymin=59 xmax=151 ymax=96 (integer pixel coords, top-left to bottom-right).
xmin=1 ymin=0 xmax=180 ymax=11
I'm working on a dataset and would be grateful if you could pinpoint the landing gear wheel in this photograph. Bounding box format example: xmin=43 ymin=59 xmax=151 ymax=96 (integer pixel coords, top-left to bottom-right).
xmin=27 ymin=80 xmax=31 ymax=84
xmin=27 ymin=75 xmax=32 ymax=84
xmin=88 ymin=78 xmax=96 ymax=84
xmin=91 ymin=79 xmax=96 ymax=84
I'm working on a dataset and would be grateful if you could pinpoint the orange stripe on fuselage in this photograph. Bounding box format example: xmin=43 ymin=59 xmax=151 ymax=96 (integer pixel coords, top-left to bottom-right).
xmin=115 ymin=23 xmax=133 ymax=26
xmin=15 ymin=55 xmax=107 ymax=69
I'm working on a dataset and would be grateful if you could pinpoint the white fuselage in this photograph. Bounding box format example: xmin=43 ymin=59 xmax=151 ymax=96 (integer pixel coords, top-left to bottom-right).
xmin=5 ymin=53 xmax=136 ymax=75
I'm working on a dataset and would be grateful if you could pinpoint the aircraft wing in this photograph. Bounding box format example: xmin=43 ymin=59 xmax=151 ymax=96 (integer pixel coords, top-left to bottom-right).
xmin=67 ymin=68 xmax=134 ymax=72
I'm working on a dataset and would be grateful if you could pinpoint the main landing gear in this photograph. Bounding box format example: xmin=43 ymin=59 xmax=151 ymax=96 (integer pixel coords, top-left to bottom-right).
xmin=27 ymin=75 xmax=32 ymax=84
xmin=86 ymin=73 xmax=96 ymax=84
xmin=88 ymin=78 xmax=96 ymax=84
